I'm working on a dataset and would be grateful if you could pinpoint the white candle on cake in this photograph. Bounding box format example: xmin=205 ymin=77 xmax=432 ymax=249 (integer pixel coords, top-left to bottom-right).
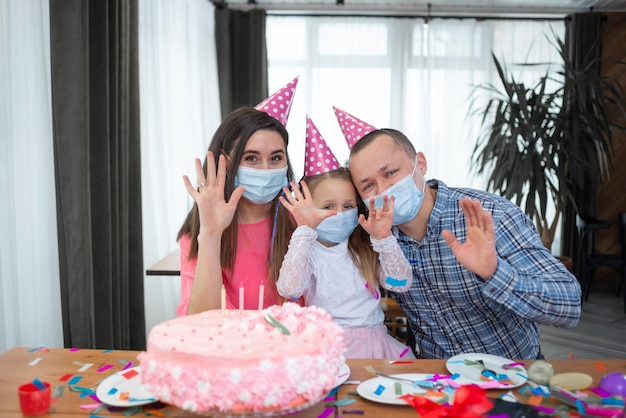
xmin=258 ymin=284 xmax=264 ymax=310
xmin=239 ymin=284 xmax=244 ymax=312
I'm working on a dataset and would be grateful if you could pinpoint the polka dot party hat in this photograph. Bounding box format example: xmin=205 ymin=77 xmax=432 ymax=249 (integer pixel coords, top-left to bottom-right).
xmin=332 ymin=106 xmax=376 ymax=149
xmin=254 ymin=76 xmax=299 ymax=126
xmin=304 ymin=115 xmax=341 ymax=176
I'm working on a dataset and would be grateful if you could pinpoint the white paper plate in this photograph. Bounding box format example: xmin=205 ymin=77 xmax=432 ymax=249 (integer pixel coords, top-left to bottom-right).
xmin=335 ymin=362 xmax=351 ymax=386
xmin=96 ymin=366 xmax=157 ymax=407
xmin=356 ymin=373 xmax=437 ymax=405
xmin=446 ymin=353 xmax=528 ymax=389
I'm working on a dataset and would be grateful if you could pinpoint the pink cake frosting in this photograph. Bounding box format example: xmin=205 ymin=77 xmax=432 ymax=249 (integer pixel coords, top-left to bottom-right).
xmin=138 ymin=302 xmax=346 ymax=414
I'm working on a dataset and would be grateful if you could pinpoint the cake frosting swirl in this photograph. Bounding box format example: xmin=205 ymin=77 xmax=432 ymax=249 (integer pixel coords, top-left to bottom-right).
xmin=138 ymin=302 xmax=346 ymax=414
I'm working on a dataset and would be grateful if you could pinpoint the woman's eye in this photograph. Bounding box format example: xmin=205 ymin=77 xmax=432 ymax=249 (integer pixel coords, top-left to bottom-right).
xmin=271 ymin=155 xmax=284 ymax=162
xmin=386 ymin=169 xmax=397 ymax=177
xmin=244 ymin=156 xmax=258 ymax=162
xmin=362 ymin=183 xmax=373 ymax=192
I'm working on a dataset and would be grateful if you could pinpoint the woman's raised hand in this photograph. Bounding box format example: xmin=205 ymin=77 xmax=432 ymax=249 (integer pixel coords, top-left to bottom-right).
xmin=360 ymin=195 xmax=393 ymax=240
xmin=279 ymin=180 xmax=336 ymax=229
xmin=183 ymin=151 xmax=244 ymax=236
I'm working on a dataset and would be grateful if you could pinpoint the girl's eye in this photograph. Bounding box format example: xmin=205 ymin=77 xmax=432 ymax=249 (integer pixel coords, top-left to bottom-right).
xmin=344 ymin=204 xmax=355 ymax=210
xmin=322 ymin=205 xmax=334 ymax=211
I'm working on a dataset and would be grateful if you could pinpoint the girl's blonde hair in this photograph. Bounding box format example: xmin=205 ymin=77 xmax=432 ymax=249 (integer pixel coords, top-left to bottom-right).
xmin=303 ymin=168 xmax=381 ymax=296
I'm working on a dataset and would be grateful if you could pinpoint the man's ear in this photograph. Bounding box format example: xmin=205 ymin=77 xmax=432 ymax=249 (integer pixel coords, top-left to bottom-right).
xmin=416 ymin=152 xmax=427 ymax=175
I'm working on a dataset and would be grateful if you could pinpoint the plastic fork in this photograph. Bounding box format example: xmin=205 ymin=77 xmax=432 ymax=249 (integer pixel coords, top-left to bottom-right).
xmin=364 ymin=365 xmax=443 ymax=389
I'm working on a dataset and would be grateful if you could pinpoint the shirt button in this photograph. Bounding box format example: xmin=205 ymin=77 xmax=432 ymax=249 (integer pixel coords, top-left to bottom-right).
xmin=489 ymin=287 xmax=496 ymax=293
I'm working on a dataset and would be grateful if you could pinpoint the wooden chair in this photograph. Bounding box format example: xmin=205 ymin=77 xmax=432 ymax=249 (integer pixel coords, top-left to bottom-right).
xmin=380 ymin=297 xmax=408 ymax=343
xmin=576 ymin=212 xmax=626 ymax=312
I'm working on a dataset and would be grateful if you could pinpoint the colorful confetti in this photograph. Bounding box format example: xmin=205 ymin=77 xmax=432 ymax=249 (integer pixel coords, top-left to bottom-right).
xmin=68 ymin=375 xmax=83 ymax=385
xmin=28 ymin=357 xmax=42 ymax=366
xmin=96 ymin=364 xmax=113 ymax=372
xmin=78 ymin=363 xmax=93 ymax=372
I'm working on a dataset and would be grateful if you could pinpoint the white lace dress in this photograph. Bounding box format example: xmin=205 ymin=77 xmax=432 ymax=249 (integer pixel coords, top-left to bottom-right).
xmin=277 ymin=225 xmax=415 ymax=359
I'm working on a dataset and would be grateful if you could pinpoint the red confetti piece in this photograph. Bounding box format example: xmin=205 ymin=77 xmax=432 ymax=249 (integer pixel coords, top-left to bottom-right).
xmin=595 ymin=361 xmax=606 ymax=373
xmin=528 ymin=395 xmax=543 ymax=406
xmin=58 ymin=374 xmax=73 ymax=382
xmin=144 ymin=409 xmax=167 ymax=417
xmin=122 ymin=369 xmax=139 ymax=379
xmin=389 ymin=360 xmax=413 ymax=364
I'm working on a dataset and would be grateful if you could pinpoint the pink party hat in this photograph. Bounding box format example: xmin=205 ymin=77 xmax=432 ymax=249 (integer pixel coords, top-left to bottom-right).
xmin=254 ymin=76 xmax=299 ymax=126
xmin=333 ymin=106 xmax=377 ymax=149
xmin=304 ymin=116 xmax=341 ymax=176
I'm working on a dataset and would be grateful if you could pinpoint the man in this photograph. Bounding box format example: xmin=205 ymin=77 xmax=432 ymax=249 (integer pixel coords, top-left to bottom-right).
xmin=348 ymin=128 xmax=581 ymax=359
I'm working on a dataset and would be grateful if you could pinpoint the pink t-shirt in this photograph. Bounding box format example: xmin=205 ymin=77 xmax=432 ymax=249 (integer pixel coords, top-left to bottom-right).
xmin=176 ymin=216 xmax=278 ymax=316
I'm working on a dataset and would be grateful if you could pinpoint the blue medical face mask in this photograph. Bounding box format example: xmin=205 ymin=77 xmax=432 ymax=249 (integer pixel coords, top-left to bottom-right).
xmin=316 ymin=208 xmax=359 ymax=244
xmin=234 ymin=165 xmax=288 ymax=204
xmin=371 ymin=161 xmax=425 ymax=225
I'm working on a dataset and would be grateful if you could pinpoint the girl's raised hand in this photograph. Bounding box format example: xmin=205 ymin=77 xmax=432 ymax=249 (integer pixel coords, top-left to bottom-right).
xmin=359 ymin=195 xmax=394 ymax=240
xmin=182 ymin=151 xmax=244 ymax=236
xmin=279 ymin=180 xmax=336 ymax=229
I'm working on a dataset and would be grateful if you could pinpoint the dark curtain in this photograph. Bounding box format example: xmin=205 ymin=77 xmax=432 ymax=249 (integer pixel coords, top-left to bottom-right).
xmin=215 ymin=7 xmax=268 ymax=118
xmin=561 ymin=13 xmax=604 ymax=272
xmin=49 ymin=0 xmax=146 ymax=350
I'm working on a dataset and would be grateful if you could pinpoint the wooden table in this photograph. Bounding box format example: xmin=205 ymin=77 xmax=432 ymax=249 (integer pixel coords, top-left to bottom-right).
xmin=146 ymin=248 xmax=180 ymax=276
xmin=1 ymin=347 xmax=625 ymax=417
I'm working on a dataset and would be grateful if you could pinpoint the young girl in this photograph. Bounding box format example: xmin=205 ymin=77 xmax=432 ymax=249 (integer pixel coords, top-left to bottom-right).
xmin=277 ymin=117 xmax=414 ymax=359
xmin=177 ymin=79 xmax=299 ymax=315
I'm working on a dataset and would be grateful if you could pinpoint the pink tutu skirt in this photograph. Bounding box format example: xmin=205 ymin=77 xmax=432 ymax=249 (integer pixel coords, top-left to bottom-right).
xmin=343 ymin=325 xmax=415 ymax=359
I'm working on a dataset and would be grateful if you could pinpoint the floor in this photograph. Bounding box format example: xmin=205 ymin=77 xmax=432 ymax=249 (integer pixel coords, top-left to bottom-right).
xmin=540 ymin=288 xmax=626 ymax=359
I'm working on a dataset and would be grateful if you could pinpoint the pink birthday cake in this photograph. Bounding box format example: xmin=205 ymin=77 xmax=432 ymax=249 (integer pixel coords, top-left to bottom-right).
xmin=138 ymin=302 xmax=345 ymax=414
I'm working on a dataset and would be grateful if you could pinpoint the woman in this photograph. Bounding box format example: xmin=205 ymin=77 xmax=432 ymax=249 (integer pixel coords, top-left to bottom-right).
xmin=177 ymin=107 xmax=297 ymax=315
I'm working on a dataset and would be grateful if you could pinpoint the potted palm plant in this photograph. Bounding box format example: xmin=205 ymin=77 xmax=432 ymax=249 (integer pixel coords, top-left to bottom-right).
xmin=469 ymin=35 xmax=626 ymax=255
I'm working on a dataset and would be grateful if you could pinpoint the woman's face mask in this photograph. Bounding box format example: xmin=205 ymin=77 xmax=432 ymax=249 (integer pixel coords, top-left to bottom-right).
xmin=316 ymin=208 xmax=359 ymax=244
xmin=371 ymin=160 xmax=425 ymax=225
xmin=234 ymin=165 xmax=288 ymax=204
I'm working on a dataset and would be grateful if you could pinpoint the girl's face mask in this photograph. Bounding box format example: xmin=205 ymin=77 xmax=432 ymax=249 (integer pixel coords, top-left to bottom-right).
xmin=316 ymin=208 xmax=359 ymax=244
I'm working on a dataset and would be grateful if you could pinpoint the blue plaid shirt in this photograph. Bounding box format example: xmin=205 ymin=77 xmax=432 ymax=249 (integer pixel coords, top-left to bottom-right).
xmin=391 ymin=180 xmax=581 ymax=359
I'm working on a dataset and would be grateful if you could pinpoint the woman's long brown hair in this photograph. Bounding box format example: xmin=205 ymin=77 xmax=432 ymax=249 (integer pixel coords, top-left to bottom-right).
xmin=177 ymin=107 xmax=296 ymax=300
